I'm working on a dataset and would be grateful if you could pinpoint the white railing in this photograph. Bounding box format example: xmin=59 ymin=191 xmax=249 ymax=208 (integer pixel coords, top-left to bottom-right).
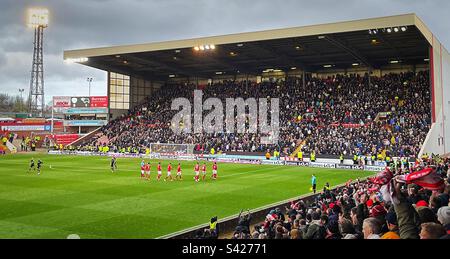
xmin=6 ymin=141 xmax=17 ymax=153
xmin=67 ymin=127 xmax=102 ymax=146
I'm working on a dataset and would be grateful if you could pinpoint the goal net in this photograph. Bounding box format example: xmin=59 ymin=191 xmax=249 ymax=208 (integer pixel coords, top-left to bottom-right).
xmin=149 ymin=143 xmax=194 ymax=155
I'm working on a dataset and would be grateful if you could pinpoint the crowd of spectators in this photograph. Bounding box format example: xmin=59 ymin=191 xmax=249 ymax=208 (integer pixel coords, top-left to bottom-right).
xmin=78 ymin=71 xmax=431 ymax=158
xmin=300 ymin=72 xmax=431 ymax=157
xmin=195 ymin=157 xmax=450 ymax=239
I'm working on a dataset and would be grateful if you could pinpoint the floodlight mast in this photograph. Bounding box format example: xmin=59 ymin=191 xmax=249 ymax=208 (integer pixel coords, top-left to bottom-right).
xmin=28 ymin=8 xmax=49 ymax=117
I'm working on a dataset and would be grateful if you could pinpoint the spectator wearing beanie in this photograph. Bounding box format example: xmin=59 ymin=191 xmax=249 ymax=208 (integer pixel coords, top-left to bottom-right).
xmin=437 ymin=206 xmax=450 ymax=239
xmin=370 ymin=204 xmax=387 ymax=223
xmin=381 ymin=211 xmax=400 ymax=239
xmin=415 ymin=200 xmax=428 ymax=208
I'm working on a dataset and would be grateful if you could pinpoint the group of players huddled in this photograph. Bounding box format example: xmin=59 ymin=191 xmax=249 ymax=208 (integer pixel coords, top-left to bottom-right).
xmin=138 ymin=160 xmax=218 ymax=182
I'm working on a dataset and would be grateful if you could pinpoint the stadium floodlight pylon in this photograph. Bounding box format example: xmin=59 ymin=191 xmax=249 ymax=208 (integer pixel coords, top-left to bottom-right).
xmin=27 ymin=8 xmax=49 ymax=117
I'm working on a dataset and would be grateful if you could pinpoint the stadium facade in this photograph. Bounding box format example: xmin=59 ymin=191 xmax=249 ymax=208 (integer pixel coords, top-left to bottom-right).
xmin=64 ymin=14 xmax=450 ymax=156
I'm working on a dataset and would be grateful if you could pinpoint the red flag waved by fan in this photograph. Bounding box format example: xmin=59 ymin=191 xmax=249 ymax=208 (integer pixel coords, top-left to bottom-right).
xmin=396 ymin=167 xmax=445 ymax=191
xmin=369 ymin=167 xmax=393 ymax=186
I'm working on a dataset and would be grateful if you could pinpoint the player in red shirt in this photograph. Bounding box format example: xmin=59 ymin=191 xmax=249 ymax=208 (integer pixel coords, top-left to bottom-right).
xmin=194 ymin=162 xmax=200 ymax=182
xmin=176 ymin=162 xmax=182 ymax=180
xmin=157 ymin=162 xmax=162 ymax=181
xmin=211 ymin=162 xmax=218 ymax=180
xmin=145 ymin=162 xmax=151 ymax=180
xmin=165 ymin=162 xmax=173 ymax=181
xmin=201 ymin=163 xmax=207 ymax=181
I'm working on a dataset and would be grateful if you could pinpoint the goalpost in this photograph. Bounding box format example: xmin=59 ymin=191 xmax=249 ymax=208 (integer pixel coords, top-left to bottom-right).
xmin=149 ymin=143 xmax=195 ymax=155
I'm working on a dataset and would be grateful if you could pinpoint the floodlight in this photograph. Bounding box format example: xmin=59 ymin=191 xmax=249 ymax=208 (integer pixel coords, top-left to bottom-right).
xmin=64 ymin=57 xmax=89 ymax=64
xmin=28 ymin=8 xmax=49 ymax=27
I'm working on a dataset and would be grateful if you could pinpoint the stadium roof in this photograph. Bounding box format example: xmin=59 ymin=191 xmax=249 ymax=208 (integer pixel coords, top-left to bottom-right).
xmin=64 ymin=13 xmax=433 ymax=81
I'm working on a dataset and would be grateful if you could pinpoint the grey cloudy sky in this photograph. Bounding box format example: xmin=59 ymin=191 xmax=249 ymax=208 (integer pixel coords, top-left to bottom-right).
xmin=1 ymin=0 xmax=449 ymax=102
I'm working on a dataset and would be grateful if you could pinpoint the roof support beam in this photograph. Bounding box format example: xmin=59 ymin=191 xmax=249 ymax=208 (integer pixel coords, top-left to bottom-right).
xmin=125 ymin=54 xmax=210 ymax=79
xmin=246 ymin=42 xmax=311 ymax=72
xmin=194 ymin=54 xmax=254 ymax=76
xmin=322 ymin=35 xmax=376 ymax=69
xmin=88 ymin=60 xmax=152 ymax=80
xmin=372 ymin=33 xmax=403 ymax=63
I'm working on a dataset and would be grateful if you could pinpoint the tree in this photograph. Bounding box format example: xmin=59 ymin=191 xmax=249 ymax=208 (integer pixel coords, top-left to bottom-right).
xmin=0 ymin=93 xmax=29 ymax=112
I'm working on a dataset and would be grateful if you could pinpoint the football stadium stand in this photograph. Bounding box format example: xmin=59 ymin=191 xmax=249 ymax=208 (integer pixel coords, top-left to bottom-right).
xmin=76 ymin=71 xmax=431 ymax=160
xmin=64 ymin=13 xmax=450 ymax=160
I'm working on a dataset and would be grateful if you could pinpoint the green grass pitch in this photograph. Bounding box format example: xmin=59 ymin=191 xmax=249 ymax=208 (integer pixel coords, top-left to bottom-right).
xmin=0 ymin=153 xmax=374 ymax=238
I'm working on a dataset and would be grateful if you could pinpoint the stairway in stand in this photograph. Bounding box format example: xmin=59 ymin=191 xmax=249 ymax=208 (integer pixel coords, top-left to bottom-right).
xmin=289 ymin=138 xmax=308 ymax=158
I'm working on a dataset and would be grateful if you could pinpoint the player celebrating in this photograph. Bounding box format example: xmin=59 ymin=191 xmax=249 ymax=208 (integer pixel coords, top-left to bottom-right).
xmin=211 ymin=162 xmax=218 ymax=180
xmin=201 ymin=163 xmax=207 ymax=181
xmin=111 ymin=156 xmax=117 ymax=173
xmin=176 ymin=162 xmax=182 ymax=180
xmin=37 ymin=159 xmax=43 ymax=175
xmin=28 ymin=158 xmax=35 ymax=172
xmin=165 ymin=162 xmax=173 ymax=181
xmin=194 ymin=162 xmax=200 ymax=182
xmin=145 ymin=162 xmax=151 ymax=180
xmin=140 ymin=160 xmax=146 ymax=179
xmin=157 ymin=162 xmax=162 ymax=181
